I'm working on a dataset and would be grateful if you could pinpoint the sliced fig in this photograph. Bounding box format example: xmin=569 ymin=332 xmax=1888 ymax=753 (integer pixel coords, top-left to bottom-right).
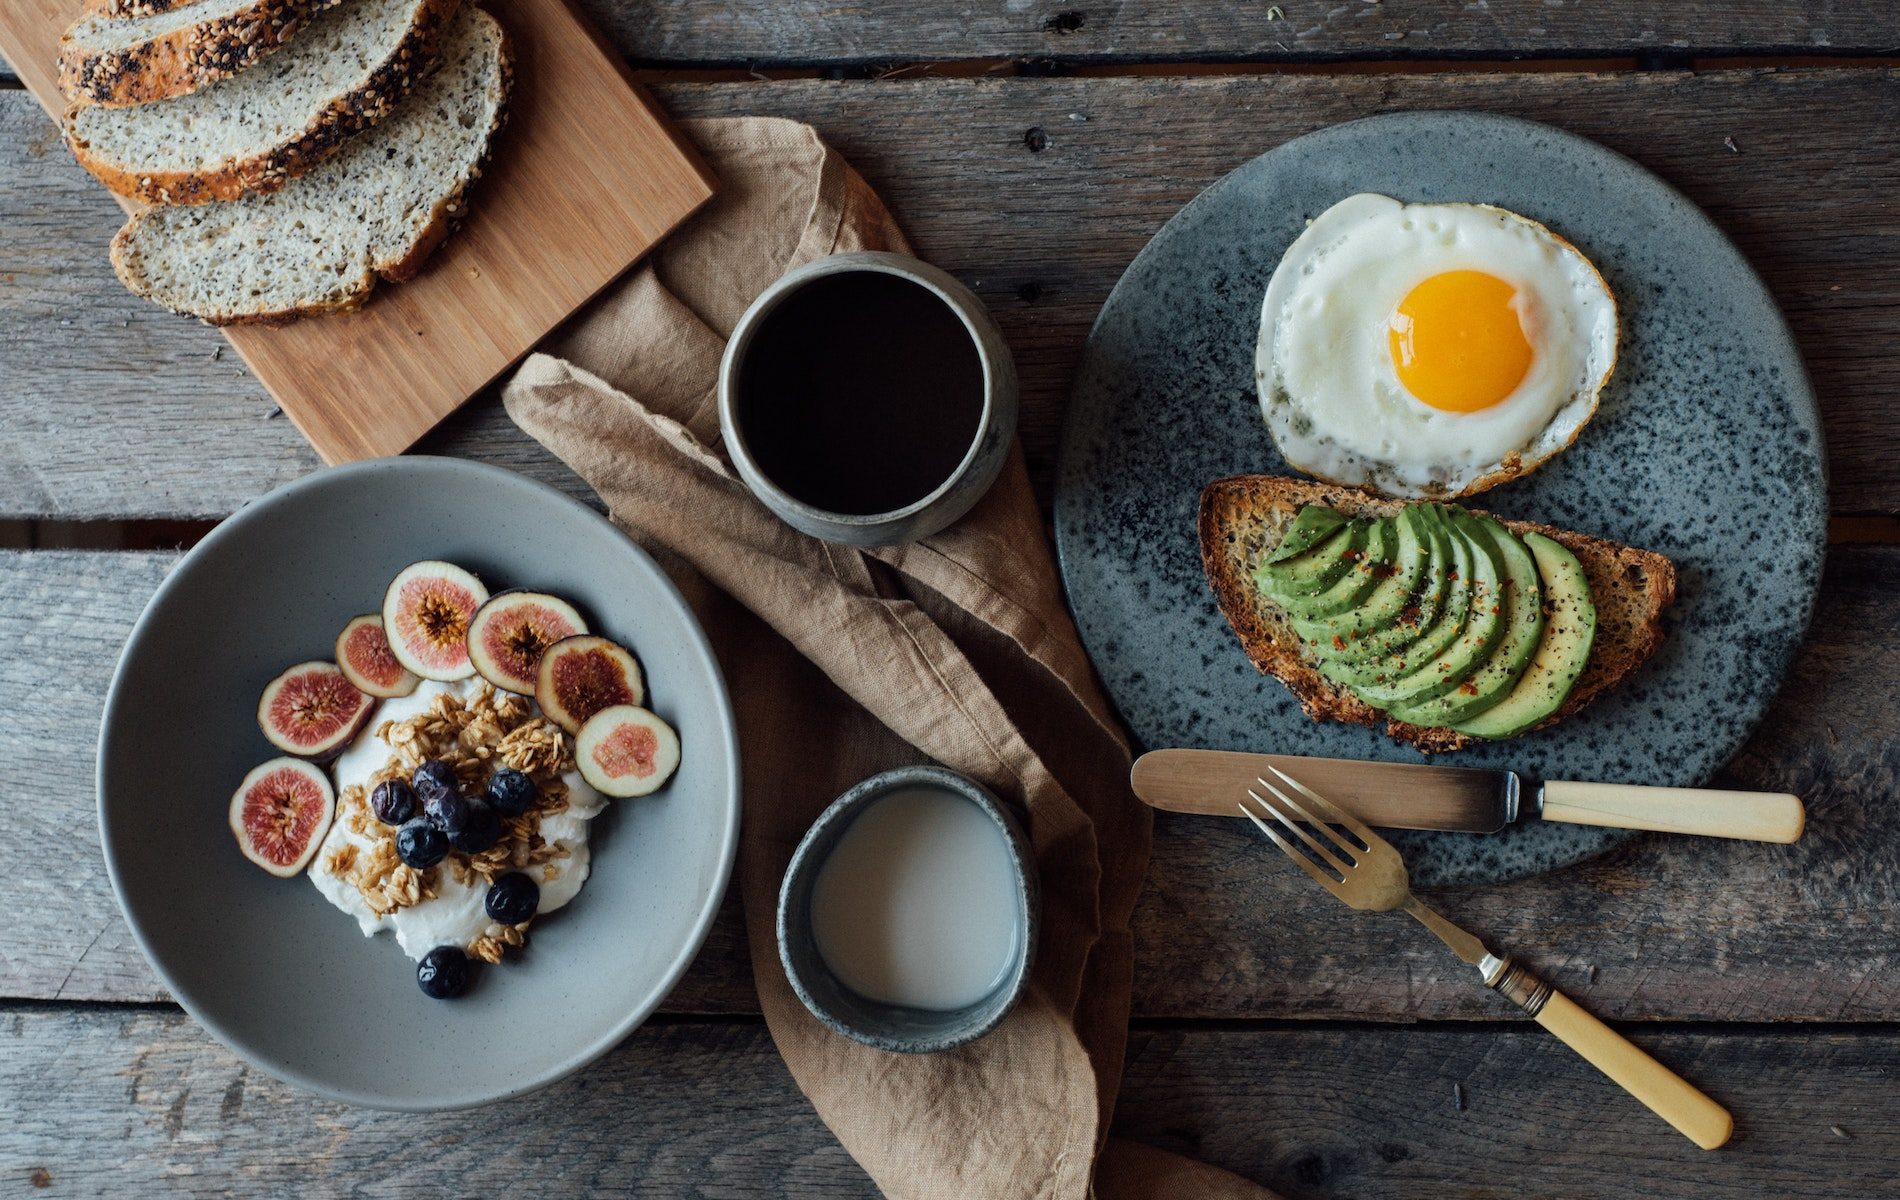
xmin=230 ymin=757 xmax=336 ymax=877
xmin=335 ymin=613 xmax=421 ymax=699
xmin=466 ymin=590 xmax=588 ymax=695
xmin=575 ymin=705 xmax=680 ymax=798
xmin=535 ymin=635 xmax=645 ymax=735
xmin=383 ymin=561 xmax=490 ymax=681
xmin=257 ymin=661 xmax=374 ymax=759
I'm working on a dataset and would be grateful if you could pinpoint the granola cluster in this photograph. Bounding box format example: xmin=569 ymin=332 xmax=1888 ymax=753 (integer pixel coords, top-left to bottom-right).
xmin=325 ymin=683 xmax=577 ymax=962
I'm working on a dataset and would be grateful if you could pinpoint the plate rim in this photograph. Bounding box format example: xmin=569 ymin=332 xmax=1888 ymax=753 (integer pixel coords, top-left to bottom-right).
xmin=1053 ymin=109 xmax=1826 ymax=879
xmin=94 ymin=455 xmax=744 ymax=1111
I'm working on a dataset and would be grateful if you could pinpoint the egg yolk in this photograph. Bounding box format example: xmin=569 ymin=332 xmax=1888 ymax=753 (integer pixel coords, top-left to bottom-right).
xmin=1386 ymin=270 xmax=1534 ymax=413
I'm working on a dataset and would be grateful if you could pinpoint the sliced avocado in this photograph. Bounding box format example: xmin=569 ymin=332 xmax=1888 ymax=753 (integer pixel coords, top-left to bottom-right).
xmin=1267 ymin=505 xmax=1349 ymax=563
xmin=1318 ymin=504 xmax=1471 ymax=687
xmin=1452 ymin=532 xmax=1598 ymax=739
xmin=1258 ymin=521 xmax=1365 ymax=597
xmin=1291 ymin=506 xmax=1429 ymax=660
xmin=1276 ymin=519 xmax=1393 ymax=620
xmin=1310 ymin=504 xmax=1459 ymax=667
xmin=1346 ymin=509 xmax=1503 ymax=710
xmin=1388 ymin=515 xmax=1546 ymax=727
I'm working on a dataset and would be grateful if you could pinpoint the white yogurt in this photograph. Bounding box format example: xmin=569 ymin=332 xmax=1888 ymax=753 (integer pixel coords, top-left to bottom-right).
xmin=308 ymin=677 xmax=607 ymax=960
xmin=809 ymin=787 xmax=1022 ymax=1011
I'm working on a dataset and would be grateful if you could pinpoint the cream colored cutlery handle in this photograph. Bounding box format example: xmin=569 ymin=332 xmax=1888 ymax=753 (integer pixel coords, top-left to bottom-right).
xmin=1531 ymin=990 xmax=1733 ymax=1150
xmin=1541 ymin=780 xmax=1805 ymax=843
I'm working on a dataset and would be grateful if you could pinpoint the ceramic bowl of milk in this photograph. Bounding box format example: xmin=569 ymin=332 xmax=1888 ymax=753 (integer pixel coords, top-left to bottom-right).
xmin=777 ymin=765 xmax=1038 ymax=1053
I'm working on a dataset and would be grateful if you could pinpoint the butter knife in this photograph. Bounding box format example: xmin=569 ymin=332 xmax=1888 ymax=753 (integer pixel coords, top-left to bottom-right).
xmin=1131 ymin=748 xmax=1804 ymax=843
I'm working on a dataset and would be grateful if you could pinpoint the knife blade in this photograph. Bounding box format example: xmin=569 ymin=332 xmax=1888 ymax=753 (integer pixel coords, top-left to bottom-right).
xmin=1130 ymin=748 xmax=1805 ymax=843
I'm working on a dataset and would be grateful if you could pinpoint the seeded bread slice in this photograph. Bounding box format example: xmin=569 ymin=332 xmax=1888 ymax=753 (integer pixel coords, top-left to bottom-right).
xmin=59 ymin=0 xmax=343 ymax=108
xmin=1198 ymin=475 xmax=1677 ymax=753
xmin=68 ymin=0 xmax=460 ymax=205
xmin=84 ymin=0 xmax=200 ymax=18
xmin=109 ymin=5 xmax=510 ymax=325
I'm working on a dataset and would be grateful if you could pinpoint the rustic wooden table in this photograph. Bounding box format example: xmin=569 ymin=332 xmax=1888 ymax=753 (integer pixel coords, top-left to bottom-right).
xmin=3 ymin=3 xmax=1897 ymax=1195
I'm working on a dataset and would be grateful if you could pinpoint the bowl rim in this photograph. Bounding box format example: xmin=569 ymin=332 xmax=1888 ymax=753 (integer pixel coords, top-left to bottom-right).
xmin=95 ymin=455 xmax=743 ymax=1111
xmin=775 ymin=764 xmax=1039 ymax=1054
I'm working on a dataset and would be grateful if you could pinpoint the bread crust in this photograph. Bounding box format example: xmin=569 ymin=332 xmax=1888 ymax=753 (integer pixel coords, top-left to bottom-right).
xmin=83 ymin=0 xmax=199 ymax=19
xmin=59 ymin=0 xmax=343 ymax=109
xmin=68 ymin=0 xmax=463 ymax=205
xmin=106 ymin=10 xmax=513 ymax=326
xmin=1198 ymin=474 xmax=1676 ymax=753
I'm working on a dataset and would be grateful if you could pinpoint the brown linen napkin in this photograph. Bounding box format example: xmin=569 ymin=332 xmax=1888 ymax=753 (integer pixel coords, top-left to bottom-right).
xmin=504 ymin=117 xmax=1275 ymax=1199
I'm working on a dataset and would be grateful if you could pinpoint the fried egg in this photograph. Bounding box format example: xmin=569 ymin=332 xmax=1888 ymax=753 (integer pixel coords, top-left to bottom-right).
xmin=1256 ymin=193 xmax=1617 ymax=498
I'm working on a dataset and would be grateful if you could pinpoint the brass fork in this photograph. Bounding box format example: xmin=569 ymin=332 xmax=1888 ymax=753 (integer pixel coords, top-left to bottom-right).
xmin=1241 ymin=765 xmax=1733 ymax=1150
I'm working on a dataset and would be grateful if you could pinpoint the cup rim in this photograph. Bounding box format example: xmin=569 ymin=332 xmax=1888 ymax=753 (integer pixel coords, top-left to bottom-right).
xmin=718 ymin=251 xmax=1001 ymax=530
xmin=775 ymin=765 xmax=1039 ymax=1054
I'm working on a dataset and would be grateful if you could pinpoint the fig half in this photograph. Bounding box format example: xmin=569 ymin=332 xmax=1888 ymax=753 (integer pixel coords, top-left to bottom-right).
xmin=258 ymin=661 xmax=374 ymax=759
xmin=535 ymin=635 xmax=645 ymax=735
xmin=335 ymin=613 xmax=421 ymax=699
xmin=230 ymin=757 xmax=336 ymax=877
xmin=575 ymin=705 xmax=680 ymax=798
xmin=467 ymin=590 xmax=588 ymax=695
xmin=383 ymin=561 xmax=489 ymax=681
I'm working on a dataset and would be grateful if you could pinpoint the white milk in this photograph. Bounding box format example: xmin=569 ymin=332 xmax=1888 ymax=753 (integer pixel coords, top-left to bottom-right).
xmin=810 ymin=786 xmax=1022 ymax=1012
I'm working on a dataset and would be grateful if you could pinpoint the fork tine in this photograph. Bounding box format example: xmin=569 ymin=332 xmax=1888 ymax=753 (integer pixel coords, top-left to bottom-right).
xmin=1245 ymin=786 xmax=1353 ymax=876
xmin=1254 ymin=775 xmax=1362 ymax=864
xmin=1268 ymin=765 xmax=1381 ymax=848
xmin=1238 ymin=799 xmax=1344 ymax=894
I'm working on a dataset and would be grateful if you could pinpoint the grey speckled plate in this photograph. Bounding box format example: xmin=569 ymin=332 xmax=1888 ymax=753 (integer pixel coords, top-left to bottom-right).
xmin=98 ymin=458 xmax=741 ymax=1109
xmin=1055 ymin=112 xmax=1826 ymax=886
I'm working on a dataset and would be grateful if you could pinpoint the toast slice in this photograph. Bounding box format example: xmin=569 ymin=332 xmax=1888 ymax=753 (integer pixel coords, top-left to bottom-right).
xmin=60 ymin=0 xmax=342 ymax=108
xmin=1198 ymin=475 xmax=1677 ymax=753
xmin=67 ymin=0 xmax=461 ymax=205
xmin=109 ymin=4 xmax=509 ymax=324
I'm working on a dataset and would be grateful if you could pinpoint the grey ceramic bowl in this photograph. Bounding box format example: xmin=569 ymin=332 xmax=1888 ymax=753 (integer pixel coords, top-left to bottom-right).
xmin=718 ymin=251 xmax=1019 ymax=546
xmin=97 ymin=457 xmax=742 ymax=1110
xmin=777 ymin=766 xmax=1038 ymax=1053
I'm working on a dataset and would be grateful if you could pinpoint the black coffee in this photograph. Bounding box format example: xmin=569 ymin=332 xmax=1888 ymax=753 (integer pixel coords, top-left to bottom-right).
xmin=735 ymin=271 xmax=984 ymax=516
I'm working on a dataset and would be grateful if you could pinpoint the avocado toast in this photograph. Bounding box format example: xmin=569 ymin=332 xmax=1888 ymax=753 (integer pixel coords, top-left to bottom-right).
xmin=1199 ymin=475 xmax=1676 ymax=753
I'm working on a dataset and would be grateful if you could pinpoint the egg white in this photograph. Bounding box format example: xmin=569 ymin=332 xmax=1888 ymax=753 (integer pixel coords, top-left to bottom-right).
xmin=1256 ymin=193 xmax=1618 ymax=498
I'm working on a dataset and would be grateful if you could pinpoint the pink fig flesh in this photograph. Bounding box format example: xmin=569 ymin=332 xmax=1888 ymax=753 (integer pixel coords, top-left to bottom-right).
xmin=230 ymin=757 xmax=335 ymax=876
xmin=575 ymin=705 xmax=680 ymax=798
xmin=257 ymin=661 xmax=374 ymax=759
xmin=535 ymin=635 xmax=645 ymax=735
xmin=335 ymin=614 xmax=420 ymax=699
xmin=467 ymin=591 xmax=588 ymax=695
xmin=382 ymin=561 xmax=489 ymax=681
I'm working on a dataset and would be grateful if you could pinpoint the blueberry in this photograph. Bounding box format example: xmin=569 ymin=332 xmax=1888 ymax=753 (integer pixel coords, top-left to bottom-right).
xmin=424 ymin=788 xmax=469 ymax=834
xmin=417 ymin=946 xmax=473 ymax=1000
xmin=486 ymin=768 xmax=537 ymax=817
xmin=369 ymin=779 xmax=417 ymax=825
xmin=484 ymin=872 xmax=540 ymax=925
xmin=448 ymin=799 xmax=502 ymax=854
xmin=395 ymin=818 xmax=448 ymax=869
xmin=413 ymin=759 xmax=458 ymax=803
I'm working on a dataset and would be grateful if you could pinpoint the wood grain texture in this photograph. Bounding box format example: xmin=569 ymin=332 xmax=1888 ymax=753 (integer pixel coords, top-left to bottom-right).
xmin=3 ymin=69 xmax=1897 ymax=517
xmin=6 ymin=545 xmax=1895 ymax=1021
xmin=8 ymin=0 xmax=1897 ymax=76
xmin=2 ymin=1006 xmax=1895 ymax=1198
xmin=0 ymin=0 xmax=717 ymax=466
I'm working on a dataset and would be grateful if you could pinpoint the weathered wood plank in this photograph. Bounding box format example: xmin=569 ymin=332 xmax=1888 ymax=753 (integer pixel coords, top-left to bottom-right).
xmin=3 ymin=69 xmax=1898 ymax=520
xmin=5 ymin=0 xmax=1897 ymax=76
xmin=2 ymin=1006 xmax=1894 ymax=1197
xmin=6 ymin=546 xmax=1896 ymax=1020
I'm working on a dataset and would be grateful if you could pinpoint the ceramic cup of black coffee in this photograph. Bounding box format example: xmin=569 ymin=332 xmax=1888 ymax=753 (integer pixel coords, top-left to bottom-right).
xmin=718 ymin=251 xmax=1019 ymax=546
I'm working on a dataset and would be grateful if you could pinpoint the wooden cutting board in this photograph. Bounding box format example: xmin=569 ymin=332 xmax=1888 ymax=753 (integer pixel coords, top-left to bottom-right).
xmin=0 ymin=0 xmax=716 ymax=464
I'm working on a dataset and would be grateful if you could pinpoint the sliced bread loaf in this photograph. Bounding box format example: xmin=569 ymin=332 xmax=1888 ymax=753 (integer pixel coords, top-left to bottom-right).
xmin=110 ymin=5 xmax=511 ymax=324
xmin=1198 ymin=474 xmax=1677 ymax=753
xmin=84 ymin=0 xmax=200 ymax=18
xmin=60 ymin=0 xmax=342 ymax=108
xmin=68 ymin=0 xmax=461 ymax=205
